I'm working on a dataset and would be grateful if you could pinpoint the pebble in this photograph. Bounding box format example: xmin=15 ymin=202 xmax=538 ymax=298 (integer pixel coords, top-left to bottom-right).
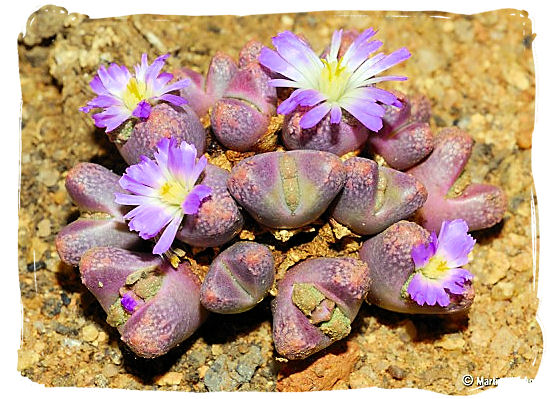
xmin=38 ymin=168 xmax=60 ymax=187
xmin=491 ymin=281 xmax=515 ymax=300
xmin=506 ymin=68 xmax=531 ymax=91
xmin=82 ymin=325 xmax=99 ymax=342
xmin=490 ymin=327 xmax=517 ymax=356
xmin=36 ymin=219 xmax=51 ymax=237
xmin=156 ymin=372 xmax=183 ymax=386
xmin=18 ymin=350 xmax=40 ymax=370
xmin=387 ymin=365 xmax=407 ymax=380
xmin=435 ymin=334 xmax=466 ymax=351
xmin=26 ymin=260 xmax=46 ymax=272
xmin=102 ymin=364 xmax=119 ymax=378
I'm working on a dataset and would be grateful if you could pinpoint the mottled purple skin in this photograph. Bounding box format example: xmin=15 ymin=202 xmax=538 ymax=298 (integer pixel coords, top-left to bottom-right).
xmin=368 ymin=91 xmax=434 ymax=170
xmin=55 ymin=163 xmax=141 ymax=266
xmin=408 ymin=127 xmax=507 ymax=233
xmin=359 ymin=221 xmax=474 ymax=314
xmin=176 ymin=164 xmax=244 ymax=247
xmin=282 ymin=110 xmax=370 ymax=156
xmin=227 ymin=150 xmax=346 ymax=229
xmin=116 ymin=103 xmax=206 ymax=165
xmin=272 ymin=257 xmax=370 ymax=360
xmin=200 ymin=242 xmax=275 ymax=314
xmin=211 ymin=61 xmax=277 ymax=151
xmin=332 ymin=157 xmax=427 ymax=235
xmin=56 ymin=218 xmax=141 ymax=267
xmin=173 ymin=67 xmax=213 ymax=118
xmin=174 ymin=52 xmax=239 ymax=118
xmin=239 ymin=40 xmax=265 ymax=68
xmin=80 ymin=247 xmax=208 ymax=358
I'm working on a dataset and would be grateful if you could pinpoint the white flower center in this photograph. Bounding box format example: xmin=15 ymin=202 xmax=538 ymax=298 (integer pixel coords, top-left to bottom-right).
xmin=317 ymin=59 xmax=352 ymax=103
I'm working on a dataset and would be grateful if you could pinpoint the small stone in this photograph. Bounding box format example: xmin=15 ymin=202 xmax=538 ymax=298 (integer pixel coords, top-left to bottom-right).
xmin=198 ymin=365 xmax=209 ymax=379
xmin=17 ymin=349 xmax=40 ymax=371
xmin=94 ymin=374 xmax=109 ymax=388
xmin=26 ymin=261 xmax=46 ymax=272
xmin=435 ymin=333 xmax=466 ymax=350
xmin=506 ymin=67 xmax=530 ymax=91
xmin=491 ymin=281 xmax=515 ymax=300
xmin=82 ymin=324 xmax=99 ymax=342
xmin=387 ymin=365 xmax=407 ymax=380
xmin=156 ymin=372 xmax=183 ymax=386
xmin=102 ymin=363 xmax=119 ymax=378
xmin=37 ymin=219 xmax=52 ymax=237
xmin=211 ymin=344 xmax=223 ymax=356
xmin=490 ymin=327 xmax=517 ymax=356
xmin=38 ymin=168 xmax=60 ymax=187
xmin=60 ymin=292 xmax=71 ymax=306
xmin=97 ymin=331 xmax=109 ymax=344
xmin=277 ymin=341 xmax=360 ymax=391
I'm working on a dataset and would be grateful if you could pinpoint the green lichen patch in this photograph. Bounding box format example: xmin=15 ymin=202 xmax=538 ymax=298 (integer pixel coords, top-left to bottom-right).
xmin=319 ymin=307 xmax=351 ymax=341
xmin=106 ymin=299 xmax=129 ymax=328
xmin=291 ymin=283 xmax=325 ymax=316
xmin=133 ymin=274 xmax=163 ymax=300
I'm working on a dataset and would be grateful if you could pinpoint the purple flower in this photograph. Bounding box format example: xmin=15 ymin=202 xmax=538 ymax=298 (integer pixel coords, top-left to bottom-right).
xmin=121 ymin=292 xmax=138 ymax=313
xmin=80 ymin=54 xmax=190 ymax=132
xmin=259 ymin=29 xmax=411 ymax=130
xmin=115 ymin=138 xmax=212 ymax=255
xmin=405 ymin=219 xmax=475 ymax=307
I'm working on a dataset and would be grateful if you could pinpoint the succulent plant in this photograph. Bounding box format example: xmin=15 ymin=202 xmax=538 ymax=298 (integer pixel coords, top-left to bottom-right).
xmin=176 ymin=164 xmax=244 ymax=248
xmin=200 ymin=242 xmax=274 ymax=313
xmin=359 ymin=220 xmax=474 ymax=314
xmin=55 ymin=163 xmax=142 ymax=267
xmin=80 ymin=247 xmax=207 ymax=358
xmin=272 ymin=257 xmax=370 ymax=360
xmin=227 ymin=150 xmax=346 ymax=229
xmin=331 ymin=156 xmax=427 ymax=235
xmin=177 ymin=40 xmax=278 ymax=152
xmin=112 ymin=103 xmax=206 ymax=166
xmin=259 ymin=29 xmax=410 ymax=155
xmin=367 ymin=90 xmax=434 ymax=170
xmin=80 ymin=53 xmax=206 ymax=165
xmin=408 ymin=127 xmax=507 ymax=232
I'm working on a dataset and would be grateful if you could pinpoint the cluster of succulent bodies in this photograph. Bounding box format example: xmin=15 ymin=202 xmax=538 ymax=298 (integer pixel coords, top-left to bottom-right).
xmin=56 ymin=28 xmax=507 ymax=361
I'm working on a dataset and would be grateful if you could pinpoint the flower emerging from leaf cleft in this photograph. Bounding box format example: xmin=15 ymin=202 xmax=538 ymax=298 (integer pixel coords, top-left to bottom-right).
xmin=115 ymin=138 xmax=212 ymax=255
xmin=404 ymin=219 xmax=475 ymax=307
xmin=259 ymin=29 xmax=411 ymax=130
xmin=80 ymin=53 xmax=190 ymax=132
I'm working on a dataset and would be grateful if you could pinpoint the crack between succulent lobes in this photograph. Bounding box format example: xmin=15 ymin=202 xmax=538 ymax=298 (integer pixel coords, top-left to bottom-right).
xmin=218 ymin=259 xmax=255 ymax=300
xmin=278 ymin=153 xmax=301 ymax=215
xmin=373 ymin=172 xmax=387 ymax=214
xmin=223 ymin=95 xmax=263 ymax=113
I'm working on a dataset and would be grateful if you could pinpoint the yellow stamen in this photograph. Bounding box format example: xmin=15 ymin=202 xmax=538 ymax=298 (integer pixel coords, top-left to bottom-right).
xmin=122 ymin=77 xmax=150 ymax=111
xmin=318 ymin=58 xmax=352 ymax=102
xmin=420 ymin=255 xmax=450 ymax=280
xmin=159 ymin=181 xmax=189 ymax=206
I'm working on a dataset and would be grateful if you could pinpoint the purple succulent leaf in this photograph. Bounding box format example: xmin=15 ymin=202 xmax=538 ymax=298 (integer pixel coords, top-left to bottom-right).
xmin=200 ymin=242 xmax=275 ymax=314
xmin=331 ymin=157 xmax=427 ymax=235
xmin=282 ymin=108 xmax=370 ymax=155
xmin=80 ymin=247 xmax=208 ymax=358
xmin=116 ymin=103 xmax=206 ymax=166
xmin=272 ymin=257 xmax=370 ymax=360
xmin=55 ymin=218 xmax=143 ymax=267
xmin=176 ymin=164 xmax=244 ymax=248
xmin=408 ymin=127 xmax=507 ymax=232
xmin=227 ymin=150 xmax=346 ymax=229
xmin=359 ymin=221 xmax=474 ymax=314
